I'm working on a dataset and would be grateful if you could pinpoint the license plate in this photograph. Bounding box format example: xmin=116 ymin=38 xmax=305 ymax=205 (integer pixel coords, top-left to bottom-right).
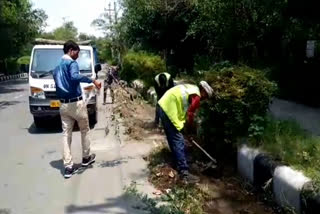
xmin=50 ymin=100 xmax=61 ymax=108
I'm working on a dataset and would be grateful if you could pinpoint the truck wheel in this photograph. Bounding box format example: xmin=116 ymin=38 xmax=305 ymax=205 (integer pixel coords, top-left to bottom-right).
xmin=34 ymin=116 xmax=44 ymax=128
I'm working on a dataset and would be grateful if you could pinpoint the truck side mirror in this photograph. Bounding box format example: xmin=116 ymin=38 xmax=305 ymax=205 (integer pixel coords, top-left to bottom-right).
xmin=94 ymin=64 xmax=102 ymax=74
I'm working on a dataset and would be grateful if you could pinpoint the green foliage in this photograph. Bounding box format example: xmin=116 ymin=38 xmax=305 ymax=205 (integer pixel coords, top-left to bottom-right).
xmin=95 ymin=38 xmax=113 ymax=63
xmin=17 ymin=56 xmax=30 ymax=65
xmin=78 ymin=33 xmax=96 ymax=41
xmin=125 ymin=182 xmax=184 ymax=214
xmin=120 ymin=0 xmax=197 ymax=72
xmin=198 ymin=66 xmax=277 ymax=148
xmin=160 ymin=186 xmax=205 ymax=213
xmin=52 ymin=21 xmax=78 ymax=41
xmin=0 ymin=0 xmax=47 ymax=74
xmin=40 ymin=21 xmax=78 ymax=41
xmin=121 ymin=51 xmax=166 ymax=87
xmin=5 ymin=58 xmax=19 ymax=74
xmin=249 ymin=118 xmax=320 ymax=183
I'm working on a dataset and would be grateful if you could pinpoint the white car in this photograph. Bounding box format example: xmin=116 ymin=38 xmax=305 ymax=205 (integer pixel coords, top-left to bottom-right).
xmin=28 ymin=40 xmax=101 ymax=127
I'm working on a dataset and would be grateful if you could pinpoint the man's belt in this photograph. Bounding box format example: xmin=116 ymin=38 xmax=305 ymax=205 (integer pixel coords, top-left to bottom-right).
xmin=60 ymin=96 xmax=83 ymax=103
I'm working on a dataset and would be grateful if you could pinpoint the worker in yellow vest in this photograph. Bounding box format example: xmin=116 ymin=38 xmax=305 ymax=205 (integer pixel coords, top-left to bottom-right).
xmin=158 ymin=81 xmax=213 ymax=184
xmin=154 ymin=72 xmax=174 ymax=126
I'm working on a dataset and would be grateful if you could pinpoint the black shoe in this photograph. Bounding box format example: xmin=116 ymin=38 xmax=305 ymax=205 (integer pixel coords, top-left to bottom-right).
xmin=64 ymin=165 xmax=79 ymax=179
xmin=180 ymin=171 xmax=200 ymax=184
xmin=82 ymin=154 xmax=96 ymax=167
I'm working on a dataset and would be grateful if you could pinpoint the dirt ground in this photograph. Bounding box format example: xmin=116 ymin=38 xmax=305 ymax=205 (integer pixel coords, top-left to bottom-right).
xmin=112 ymin=85 xmax=166 ymax=144
xmin=112 ymin=84 xmax=277 ymax=214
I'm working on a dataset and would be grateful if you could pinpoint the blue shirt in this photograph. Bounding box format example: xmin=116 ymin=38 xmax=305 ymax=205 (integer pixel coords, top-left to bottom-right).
xmin=53 ymin=55 xmax=93 ymax=100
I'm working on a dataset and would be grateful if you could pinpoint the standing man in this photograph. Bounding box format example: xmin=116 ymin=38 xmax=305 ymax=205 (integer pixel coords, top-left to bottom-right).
xmin=103 ymin=65 xmax=119 ymax=104
xmin=53 ymin=40 xmax=102 ymax=178
xmin=154 ymin=72 xmax=174 ymax=126
xmin=158 ymin=81 xmax=213 ymax=183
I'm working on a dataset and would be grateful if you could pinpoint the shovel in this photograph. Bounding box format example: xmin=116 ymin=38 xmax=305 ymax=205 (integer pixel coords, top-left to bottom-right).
xmin=189 ymin=138 xmax=221 ymax=176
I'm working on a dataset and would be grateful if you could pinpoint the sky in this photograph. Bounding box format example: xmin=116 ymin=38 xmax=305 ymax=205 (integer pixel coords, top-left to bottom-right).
xmin=31 ymin=0 xmax=112 ymax=38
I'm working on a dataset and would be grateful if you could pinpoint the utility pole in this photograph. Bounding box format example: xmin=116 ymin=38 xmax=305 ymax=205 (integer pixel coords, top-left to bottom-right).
xmin=104 ymin=1 xmax=120 ymax=62
xmin=104 ymin=1 xmax=118 ymax=26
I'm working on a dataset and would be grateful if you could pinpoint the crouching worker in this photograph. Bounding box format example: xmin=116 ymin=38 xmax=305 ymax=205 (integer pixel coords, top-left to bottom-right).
xmin=158 ymin=81 xmax=213 ymax=184
xmin=154 ymin=72 xmax=174 ymax=126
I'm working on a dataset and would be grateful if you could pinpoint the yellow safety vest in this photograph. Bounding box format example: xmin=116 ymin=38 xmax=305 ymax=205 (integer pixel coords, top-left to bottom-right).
xmin=155 ymin=72 xmax=171 ymax=87
xmin=159 ymin=84 xmax=200 ymax=131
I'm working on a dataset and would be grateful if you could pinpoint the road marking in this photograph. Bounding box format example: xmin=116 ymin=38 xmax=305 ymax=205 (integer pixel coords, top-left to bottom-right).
xmin=14 ymin=94 xmax=23 ymax=99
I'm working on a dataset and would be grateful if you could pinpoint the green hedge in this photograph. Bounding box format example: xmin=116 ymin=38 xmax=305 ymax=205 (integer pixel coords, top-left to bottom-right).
xmin=17 ymin=56 xmax=30 ymax=65
xmin=121 ymin=51 xmax=166 ymax=87
xmin=197 ymin=66 xmax=277 ymax=156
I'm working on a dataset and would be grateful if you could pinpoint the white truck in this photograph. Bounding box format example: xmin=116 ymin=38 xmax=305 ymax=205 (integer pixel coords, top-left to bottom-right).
xmin=28 ymin=39 xmax=101 ymax=127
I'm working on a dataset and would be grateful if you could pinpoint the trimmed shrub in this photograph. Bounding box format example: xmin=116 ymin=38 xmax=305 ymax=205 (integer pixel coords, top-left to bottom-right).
xmin=197 ymin=66 xmax=277 ymax=156
xmin=121 ymin=51 xmax=166 ymax=87
xmin=17 ymin=56 xmax=31 ymax=65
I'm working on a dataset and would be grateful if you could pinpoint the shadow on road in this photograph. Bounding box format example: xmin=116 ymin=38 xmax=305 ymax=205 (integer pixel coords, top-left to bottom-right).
xmin=28 ymin=118 xmax=96 ymax=135
xmin=0 ymin=101 xmax=21 ymax=110
xmin=50 ymin=159 xmax=64 ymax=176
xmin=65 ymin=195 xmax=145 ymax=214
xmin=50 ymin=159 xmax=93 ymax=177
xmin=0 ymin=79 xmax=27 ymax=94
xmin=28 ymin=121 xmax=62 ymax=134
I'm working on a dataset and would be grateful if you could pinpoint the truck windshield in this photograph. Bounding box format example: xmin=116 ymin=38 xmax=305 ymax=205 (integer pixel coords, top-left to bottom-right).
xmin=31 ymin=49 xmax=92 ymax=75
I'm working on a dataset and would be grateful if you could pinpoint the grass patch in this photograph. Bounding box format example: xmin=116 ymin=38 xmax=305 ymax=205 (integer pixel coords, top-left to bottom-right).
xmin=124 ymin=182 xmax=184 ymax=214
xmin=250 ymin=117 xmax=320 ymax=183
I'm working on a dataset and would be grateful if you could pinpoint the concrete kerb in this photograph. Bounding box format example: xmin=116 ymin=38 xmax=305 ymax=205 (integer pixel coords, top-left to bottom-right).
xmin=0 ymin=73 xmax=27 ymax=82
xmin=273 ymin=166 xmax=311 ymax=213
xmin=237 ymin=143 xmax=320 ymax=214
xmin=237 ymin=144 xmax=261 ymax=183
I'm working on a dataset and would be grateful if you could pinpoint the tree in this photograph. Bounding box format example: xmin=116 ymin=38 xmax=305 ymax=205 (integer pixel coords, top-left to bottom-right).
xmin=78 ymin=33 xmax=96 ymax=41
xmin=118 ymin=0 xmax=198 ymax=73
xmin=92 ymin=2 xmax=127 ymax=64
xmin=51 ymin=21 xmax=78 ymax=41
xmin=0 ymin=0 xmax=47 ymax=74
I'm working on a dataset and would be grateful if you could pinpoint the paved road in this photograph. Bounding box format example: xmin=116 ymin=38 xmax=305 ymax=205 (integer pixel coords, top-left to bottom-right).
xmin=0 ymin=78 xmax=154 ymax=214
xmin=270 ymin=98 xmax=320 ymax=135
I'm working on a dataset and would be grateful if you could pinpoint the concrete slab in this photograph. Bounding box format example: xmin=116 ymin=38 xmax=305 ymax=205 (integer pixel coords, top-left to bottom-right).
xmin=237 ymin=145 xmax=261 ymax=183
xmin=273 ymin=166 xmax=311 ymax=213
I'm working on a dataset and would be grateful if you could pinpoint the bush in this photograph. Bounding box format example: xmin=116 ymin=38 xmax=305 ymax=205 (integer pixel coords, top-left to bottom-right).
xmin=197 ymin=66 xmax=277 ymax=156
xmin=121 ymin=51 xmax=166 ymax=87
xmin=6 ymin=58 xmax=20 ymax=74
xmin=17 ymin=56 xmax=30 ymax=65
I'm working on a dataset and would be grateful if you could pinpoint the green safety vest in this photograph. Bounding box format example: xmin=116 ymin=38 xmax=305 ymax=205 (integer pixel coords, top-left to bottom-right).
xmin=155 ymin=72 xmax=171 ymax=87
xmin=158 ymin=84 xmax=200 ymax=131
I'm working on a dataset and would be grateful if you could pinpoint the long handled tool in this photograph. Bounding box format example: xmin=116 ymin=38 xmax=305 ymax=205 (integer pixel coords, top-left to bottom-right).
xmin=189 ymin=137 xmax=220 ymax=175
xmin=190 ymin=138 xmax=217 ymax=165
xmin=109 ymin=69 xmax=134 ymax=101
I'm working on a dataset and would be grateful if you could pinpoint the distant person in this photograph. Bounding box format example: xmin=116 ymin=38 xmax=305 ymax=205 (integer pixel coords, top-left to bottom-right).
xmin=52 ymin=40 xmax=101 ymax=179
xmin=103 ymin=65 xmax=119 ymax=104
xmin=154 ymin=72 xmax=174 ymax=126
xmin=158 ymin=81 xmax=213 ymax=184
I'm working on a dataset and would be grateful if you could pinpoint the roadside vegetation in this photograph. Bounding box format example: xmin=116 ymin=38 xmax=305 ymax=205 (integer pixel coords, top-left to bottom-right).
xmin=89 ymin=0 xmax=320 ymax=210
xmin=0 ymin=0 xmax=47 ymax=75
xmin=249 ymin=117 xmax=320 ymax=184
